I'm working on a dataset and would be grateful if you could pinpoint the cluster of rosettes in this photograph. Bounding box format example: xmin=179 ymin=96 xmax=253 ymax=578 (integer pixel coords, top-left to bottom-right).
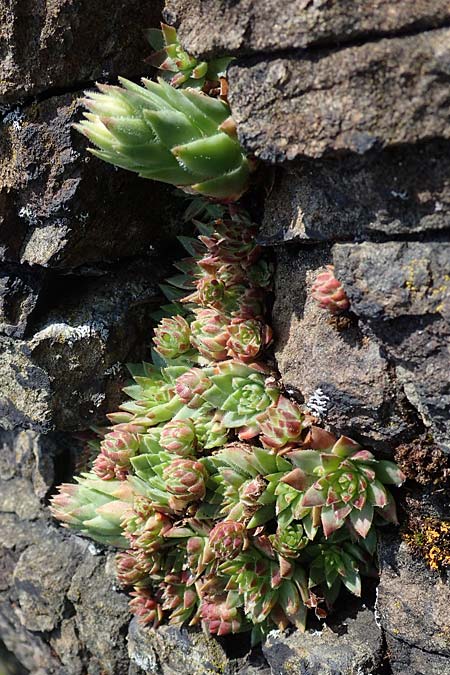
xmin=152 ymin=205 xmax=273 ymax=367
xmin=51 ymin=203 xmax=405 ymax=645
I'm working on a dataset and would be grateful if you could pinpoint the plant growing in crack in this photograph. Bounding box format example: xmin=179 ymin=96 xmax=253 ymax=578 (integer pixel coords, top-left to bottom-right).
xmin=52 ymin=23 xmax=405 ymax=645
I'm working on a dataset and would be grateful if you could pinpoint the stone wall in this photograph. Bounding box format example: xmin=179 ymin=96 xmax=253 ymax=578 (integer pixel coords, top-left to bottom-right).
xmin=1 ymin=1 xmax=449 ymax=674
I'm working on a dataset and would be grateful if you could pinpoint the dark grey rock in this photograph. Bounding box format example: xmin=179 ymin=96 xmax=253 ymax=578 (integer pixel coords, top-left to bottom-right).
xmin=164 ymin=0 xmax=450 ymax=58
xmin=13 ymin=535 xmax=84 ymax=633
xmin=377 ymin=533 xmax=450 ymax=675
xmin=0 ymin=0 xmax=163 ymax=101
xmin=0 ymin=430 xmax=133 ymax=675
xmin=127 ymin=619 xmax=229 ymax=675
xmin=262 ymin=607 xmax=382 ymax=675
xmin=0 ymin=262 xmax=44 ymax=338
xmin=386 ymin=636 xmax=450 ymax=675
xmin=0 ymin=93 xmax=180 ymax=270
xmin=228 ymin=29 xmax=450 ymax=162
xmin=272 ymin=245 xmax=417 ymax=450
xmin=260 ymin=140 xmax=450 ymax=244
xmin=333 ymin=241 xmax=450 ymax=451
xmin=0 ymin=257 xmax=165 ymax=433
xmin=67 ymin=554 xmax=131 ymax=675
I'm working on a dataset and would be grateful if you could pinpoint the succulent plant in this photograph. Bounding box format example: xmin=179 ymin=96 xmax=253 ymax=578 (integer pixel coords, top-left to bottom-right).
xmin=76 ymin=78 xmax=251 ymax=201
xmin=221 ymin=548 xmax=311 ymax=641
xmin=299 ymin=529 xmax=377 ymax=604
xmin=257 ymin=395 xmax=306 ymax=450
xmin=270 ymin=523 xmax=309 ymax=560
xmin=174 ymin=367 xmax=213 ymax=407
xmin=190 ymin=308 xmax=229 ymax=361
xmin=226 ymin=318 xmax=272 ymax=363
xmin=153 ymin=315 xmax=192 ymax=361
xmin=161 ymin=570 xmax=201 ymax=626
xmin=146 ymin=23 xmax=233 ymax=92
xmin=93 ymin=429 xmax=140 ymax=480
xmin=116 ymin=550 xmax=150 ymax=587
xmin=129 ymin=587 xmax=164 ymax=627
xmin=289 ymin=433 xmax=405 ymax=537
xmin=199 ymin=217 xmax=260 ymax=265
xmin=191 ymin=408 xmax=229 ymax=449
xmin=160 ymin=418 xmax=198 ymax=456
xmin=311 ymin=265 xmax=350 ymax=314
xmin=51 ymin=194 xmax=405 ymax=644
xmin=163 ymin=458 xmax=208 ymax=511
xmin=125 ymin=508 xmax=172 ymax=554
xmin=209 ymin=520 xmax=248 ymax=559
xmin=202 ymin=443 xmax=290 ymax=526
xmin=202 ymin=361 xmax=279 ymax=439
xmin=200 ymin=594 xmax=244 ymax=636
xmin=50 ymin=473 xmax=133 ymax=547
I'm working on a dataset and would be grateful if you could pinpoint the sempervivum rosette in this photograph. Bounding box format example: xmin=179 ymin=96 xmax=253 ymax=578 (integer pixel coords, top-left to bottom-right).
xmin=153 ymin=315 xmax=192 ymax=360
xmin=289 ymin=434 xmax=405 ymax=537
xmin=50 ymin=186 xmax=406 ymax=644
xmin=163 ymin=458 xmax=208 ymax=511
xmin=311 ymin=265 xmax=350 ymax=314
xmin=76 ymin=78 xmax=251 ymax=201
xmin=190 ymin=308 xmax=229 ymax=361
xmin=226 ymin=318 xmax=272 ymax=363
xmin=160 ymin=418 xmax=198 ymax=456
xmin=202 ymin=361 xmax=279 ymax=439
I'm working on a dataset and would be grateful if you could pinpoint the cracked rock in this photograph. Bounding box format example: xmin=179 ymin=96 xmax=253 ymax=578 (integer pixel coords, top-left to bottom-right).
xmin=127 ymin=619 xmax=229 ymax=675
xmin=228 ymin=28 xmax=450 ymax=161
xmin=164 ymin=0 xmax=450 ymax=58
xmin=271 ymin=245 xmax=417 ymax=450
xmin=377 ymin=532 xmax=450 ymax=675
xmin=0 ymin=92 xmax=180 ymax=269
xmin=0 ymin=0 xmax=163 ymax=101
xmin=260 ymin=140 xmax=450 ymax=243
xmin=333 ymin=241 xmax=450 ymax=452
xmin=0 ymin=257 xmax=166 ymax=432
xmin=0 ymin=430 xmax=133 ymax=675
xmin=262 ymin=606 xmax=383 ymax=675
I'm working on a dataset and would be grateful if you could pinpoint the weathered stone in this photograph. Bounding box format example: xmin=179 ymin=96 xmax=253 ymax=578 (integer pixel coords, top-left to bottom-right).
xmin=0 ymin=93 xmax=181 ymax=269
xmin=0 ymin=603 xmax=62 ymax=675
xmin=272 ymin=245 xmax=416 ymax=449
xmin=260 ymin=140 xmax=450 ymax=244
xmin=0 ymin=430 xmax=134 ymax=675
xmin=67 ymin=554 xmax=131 ymax=675
xmin=13 ymin=535 xmax=84 ymax=632
xmin=0 ymin=0 xmax=163 ymax=101
xmin=386 ymin=636 xmax=450 ymax=675
xmin=127 ymin=619 xmax=229 ymax=675
xmin=0 ymin=257 xmax=165 ymax=432
xmin=0 ymin=262 xmax=44 ymax=337
xmin=228 ymin=29 xmax=450 ymax=162
xmin=0 ymin=336 xmax=51 ymax=432
xmin=262 ymin=607 xmax=382 ymax=675
xmin=377 ymin=533 xmax=450 ymax=674
xmin=164 ymin=0 xmax=450 ymax=58
xmin=333 ymin=241 xmax=450 ymax=451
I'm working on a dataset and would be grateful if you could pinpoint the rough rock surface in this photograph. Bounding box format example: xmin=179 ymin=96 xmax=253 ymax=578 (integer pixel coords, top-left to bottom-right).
xmin=260 ymin=140 xmax=450 ymax=243
xmin=2 ymin=0 xmax=450 ymax=673
xmin=0 ymin=257 xmax=168 ymax=432
xmin=164 ymin=0 xmax=450 ymax=57
xmin=271 ymin=245 xmax=418 ymax=450
xmin=0 ymin=1 xmax=164 ymax=101
xmin=263 ymin=607 xmax=383 ymax=675
xmin=229 ymin=28 xmax=450 ymax=161
xmin=377 ymin=532 xmax=450 ymax=675
xmin=128 ymin=620 xmax=229 ymax=675
xmin=0 ymin=431 xmax=135 ymax=675
xmin=333 ymin=241 xmax=450 ymax=452
xmin=0 ymin=93 xmax=180 ymax=269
